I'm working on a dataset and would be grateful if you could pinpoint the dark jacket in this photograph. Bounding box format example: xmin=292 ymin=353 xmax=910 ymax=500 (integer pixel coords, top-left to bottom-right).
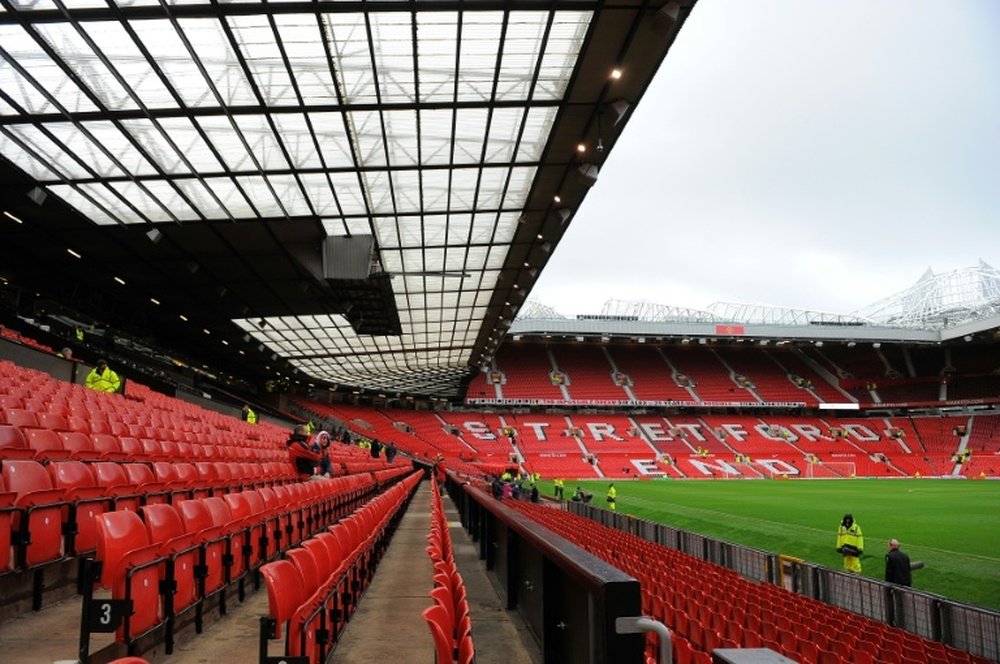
xmin=885 ymin=548 xmax=912 ymax=586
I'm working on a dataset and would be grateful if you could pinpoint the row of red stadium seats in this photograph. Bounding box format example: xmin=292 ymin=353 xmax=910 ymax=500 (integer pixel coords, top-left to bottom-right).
xmin=260 ymin=471 xmax=422 ymax=663
xmin=424 ymin=480 xmax=474 ymax=664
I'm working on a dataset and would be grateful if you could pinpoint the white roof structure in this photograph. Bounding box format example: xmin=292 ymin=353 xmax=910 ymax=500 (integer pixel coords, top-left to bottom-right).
xmin=855 ymin=261 xmax=1000 ymax=330
xmin=0 ymin=1 xmax=700 ymax=396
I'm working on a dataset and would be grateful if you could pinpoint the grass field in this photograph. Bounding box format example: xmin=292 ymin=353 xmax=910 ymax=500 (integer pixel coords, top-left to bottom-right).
xmin=538 ymin=478 xmax=1000 ymax=611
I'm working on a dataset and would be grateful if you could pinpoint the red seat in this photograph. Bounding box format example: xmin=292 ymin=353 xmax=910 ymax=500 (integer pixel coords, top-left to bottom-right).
xmin=1 ymin=459 xmax=66 ymax=567
xmin=423 ymin=604 xmax=455 ymax=664
xmin=287 ymin=545 xmax=323 ymax=596
xmin=122 ymin=464 xmax=169 ymax=504
xmin=36 ymin=412 xmax=70 ymax=432
xmin=25 ymin=429 xmax=68 ymax=460
xmin=223 ymin=492 xmax=261 ymax=572
xmin=1 ymin=409 xmax=38 ymax=429
xmin=140 ymin=439 xmax=163 ymax=461
xmin=47 ymin=460 xmax=110 ymax=554
xmin=92 ymin=462 xmax=142 ymax=512
xmin=0 ymin=425 xmax=34 ymax=460
xmin=66 ymin=416 xmax=90 ymax=434
xmin=58 ymin=431 xmax=97 ymax=460
xmin=140 ymin=503 xmax=199 ymax=614
xmin=261 ymin=559 xmax=306 ymax=642
xmin=95 ymin=511 xmax=162 ymax=642
xmin=91 ymin=434 xmax=127 ymax=461
xmin=175 ymin=499 xmax=226 ymax=594
xmin=0 ymin=477 xmax=16 ymax=573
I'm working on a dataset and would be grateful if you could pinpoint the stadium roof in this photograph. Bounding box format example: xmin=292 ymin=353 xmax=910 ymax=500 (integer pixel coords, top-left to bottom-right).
xmin=513 ymin=263 xmax=1000 ymax=345
xmin=0 ymin=0 xmax=697 ymax=396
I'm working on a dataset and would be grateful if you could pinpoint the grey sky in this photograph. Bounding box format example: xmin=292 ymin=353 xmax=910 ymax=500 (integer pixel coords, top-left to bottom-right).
xmin=529 ymin=0 xmax=1000 ymax=317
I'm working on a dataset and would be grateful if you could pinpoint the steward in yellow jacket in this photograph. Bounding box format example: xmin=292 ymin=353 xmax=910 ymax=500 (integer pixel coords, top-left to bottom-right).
xmin=85 ymin=359 xmax=121 ymax=393
xmin=836 ymin=513 xmax=864 ymax=573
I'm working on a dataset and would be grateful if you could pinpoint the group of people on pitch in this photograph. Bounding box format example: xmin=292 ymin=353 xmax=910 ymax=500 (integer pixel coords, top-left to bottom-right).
xmin=836 ymin=513 xmax=914 ymax=586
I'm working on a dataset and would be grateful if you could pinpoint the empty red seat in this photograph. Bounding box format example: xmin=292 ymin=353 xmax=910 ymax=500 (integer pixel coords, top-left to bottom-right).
xmin=0 ymin=425 xmax=34 ymax=460
xmin=25 ymin=429 xmax=68 ymax=460
xmin=0 ymin=476 xmax=16 ymax=573
xmin=36 ymin=412 xmax=70 ymax=432
xmin=46 ymin=460 xmax=110 ymax=554
xmin=1 ymin=459 xmax=66 ymax=567
xmin=90 ymin=434 xmax=126 ymax=461
xmin=95 ymin=511 xmax=162 ymax=641
xmin=175 ymin=499 xmax=226 ymax=594
xmin=93 ymin=462 xmax=142 ymax=512
xmin=1 ymin=409 xmax=38 ymax=429
xmin=58 ymin=431 xmax=97 ymax=460
xmin=261 ymin=559 xmax=305 ymax=641
xmin=140 ymin=503 xmax=199 ymax=614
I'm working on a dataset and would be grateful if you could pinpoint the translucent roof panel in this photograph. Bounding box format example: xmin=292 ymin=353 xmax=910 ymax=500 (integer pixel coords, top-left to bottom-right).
xmin=0 ymin=3 xmax=599 ymax=396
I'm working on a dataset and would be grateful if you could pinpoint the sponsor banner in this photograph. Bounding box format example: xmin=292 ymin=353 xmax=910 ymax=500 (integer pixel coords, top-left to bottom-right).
xmin=465 ymin=398 xmax=806 ymax=408
xmin=714 ymin=324 xmax=746 ymax=335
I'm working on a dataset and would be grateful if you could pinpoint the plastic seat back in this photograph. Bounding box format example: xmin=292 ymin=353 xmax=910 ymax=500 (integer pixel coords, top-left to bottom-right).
xmin=91 ymin=434 xmax=123 ymax=458
xmin=151 ymin=462 xmax=178 ymax=484
xmin=260 ymin=559 xmax=305 ymax=639
xmin=286 ymin=546 xmax=321 ymax=597
xmin=47 ymin=460 xmax=106 ymax=552
xmin=302 ymin=537 xmax=333 ymax=580
xmin=26 ymin=429 xmax=66 ymax=458
xmin=36 ymin=412 xmax=69 ymax=432
xmin=176 ymin=499 xmax=225 ymax=592
xmin=0 ymin=424 xmax=31 ymax=458
xmin=95 ymin=511 xmax=161 ymax=640
xmin=59 ymin=431 xmax=95 ymax=458
xmin=422 ymin=604 xmax=454 ymax=664
xmin=141 ymin=503 xmax=199 ymax=611
xmin=2 ymin=459 xmax=66 ymax=566
xmin=123 ymin=463 xmax=156 ymax=486
xmin=2 ymin=409 xmax=38 ymax=429
xmin=118 ymin=437 xmax=144 ymax=460
xmin=93 ymin=462 xmax=141 ymax=512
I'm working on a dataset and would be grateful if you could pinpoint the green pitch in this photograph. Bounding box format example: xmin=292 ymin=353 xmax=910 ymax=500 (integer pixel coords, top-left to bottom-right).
xmin=543 ymin=478 xmax=1000 ymax=611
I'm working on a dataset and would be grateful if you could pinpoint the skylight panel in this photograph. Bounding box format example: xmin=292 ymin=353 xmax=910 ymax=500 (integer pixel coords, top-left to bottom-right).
xmin=416 ymin=12 xmax=458 ymax=104
xmin=273 ymin=14 xmax=340 ymax=105
xmin=33 ymin=22 xmax=138 ymax=111
xmin=80 ymin=20 xmax=178 ymax=109
xmin=0 ymin=24 xmax=96 ymax=113
xmin=309 ymin=112 xmax=355 ymax=169
xmin=368 ymin=12 xmax=415 ymax=103
xmin=455 ymin=13 xmax=503 ymax=103
xmin=0 ymin=130 xmax=58 ymax=180
xmin=325 ymin=13 xmax=376 ymax=105
xmin=226 ymin=15 xmax=297 ymax=106
xmin=47 ymin=183 xmax=121 ymax=226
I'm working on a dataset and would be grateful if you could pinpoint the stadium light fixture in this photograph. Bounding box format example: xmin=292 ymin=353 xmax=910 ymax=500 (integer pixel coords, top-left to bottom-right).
xmin=846 ymin=341 xmax=856 ymax=347
xmin=553 ymin=194 xmax=562 ymax=203
xmin=577 ymin=143 xmax=587 ymax=153
xmin=146 ymin=228 xmax=163 ymax=244
xmin=3 ymin=211 xmax=24 ymax=224
xmin=815 ymin=341 xmax=824 ymax=347
xmin=872 ymin=342 xmax=881 ymax=349
xmin=113 ymin=276 xmax=125 ymax=286
xmin=610 ymin=67 xmax=623 ymax=80
xmin=66 ymin=248 xmax=82 ymax=259
xmin=178 ymin=314 xmax=188 ymax=322
xmin=150 ymin=297 xmax=160 ymax=305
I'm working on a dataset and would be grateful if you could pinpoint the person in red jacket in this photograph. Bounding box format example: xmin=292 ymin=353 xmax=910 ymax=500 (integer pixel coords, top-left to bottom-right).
xmin=287 ymin=424 xmax=321 ymax=477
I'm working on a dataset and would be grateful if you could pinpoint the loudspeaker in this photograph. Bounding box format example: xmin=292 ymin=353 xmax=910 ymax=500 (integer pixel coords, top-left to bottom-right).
xmin=577 ymin=162 xmax=599 ymax=187
xmin=322 ymin=235 xmax=375 ymax=280
xmin=26 ymin=186 xmax=47 ymax=206
xmin=652 ymin=2 xmax=681 ymax=36
xmin=609 ymin=99 xmax=631 ymax=127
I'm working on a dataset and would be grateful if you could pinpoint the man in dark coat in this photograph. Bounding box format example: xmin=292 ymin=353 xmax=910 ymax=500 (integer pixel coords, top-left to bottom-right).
xmin=885 ymin=539 xmax=912 ymax=586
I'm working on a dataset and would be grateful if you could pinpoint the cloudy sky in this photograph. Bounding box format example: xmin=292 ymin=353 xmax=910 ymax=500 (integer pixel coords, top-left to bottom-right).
xmin=529 ymin=0 xmax=1000 ymax=317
